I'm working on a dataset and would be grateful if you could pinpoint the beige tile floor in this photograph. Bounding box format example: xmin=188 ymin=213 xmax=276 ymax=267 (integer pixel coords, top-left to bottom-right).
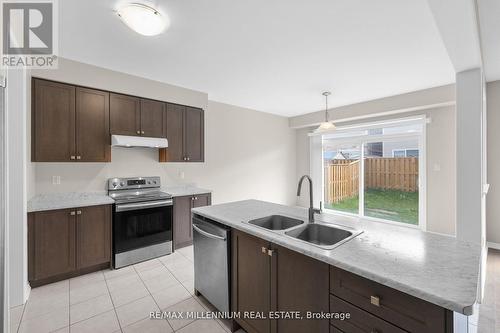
xmin=474 ymin=249 xmax=500 ymax=333
xmin=10 ymin=246 xmax=246 ymax=333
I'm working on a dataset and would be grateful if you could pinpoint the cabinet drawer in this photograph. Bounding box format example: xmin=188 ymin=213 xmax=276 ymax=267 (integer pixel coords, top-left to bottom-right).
xmin=330 ymin=267 xmax=446 ymax=332
xmin=330 ymin=295 xmax=407 ymax=333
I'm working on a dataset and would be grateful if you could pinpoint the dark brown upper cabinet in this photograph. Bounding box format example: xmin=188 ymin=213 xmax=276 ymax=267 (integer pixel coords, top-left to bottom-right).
xmin=184 ymin=106 xmax=204 ymax=162
xmin=109 ymin=93 xmax=141 ymax=136
xmin=140 ymin=99 xmax=166 ymax=138
xmin=76 ymin=87 xmax=110 ymax=162
xmin=110 ymin=93 xmax=166 ymax=138
xmin=159 ymin=104 xmax=204 ymax=162
xmin=32 ymin=79 xmax=76 ymax=162
xmin=32 ymin=79 xmax=110 ymax=162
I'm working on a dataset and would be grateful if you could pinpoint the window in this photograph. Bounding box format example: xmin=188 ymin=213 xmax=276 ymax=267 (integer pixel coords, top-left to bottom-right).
xmin=321 ymin=118 xmax=424 ymax=227
xmin=392 ymin=148 xmax=419 ymax=158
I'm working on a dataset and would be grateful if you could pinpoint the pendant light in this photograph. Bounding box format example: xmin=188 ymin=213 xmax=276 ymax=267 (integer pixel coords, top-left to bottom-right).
xmin=314 ymin=91 xmax=335 ymax=132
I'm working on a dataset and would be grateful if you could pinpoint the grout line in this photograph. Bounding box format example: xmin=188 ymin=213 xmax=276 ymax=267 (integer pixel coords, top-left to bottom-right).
xmin=132 ymin=263 xmax=176 ymax=332
xmin=157 ymin=247 xmax=231 ymax=332
xmin=15 ymin=303 xmax=27 ymax=333
xmin=103 ymin=272 xmax=125 ymax=333
xmin=68 ymin=279 xmax=71 ymax=331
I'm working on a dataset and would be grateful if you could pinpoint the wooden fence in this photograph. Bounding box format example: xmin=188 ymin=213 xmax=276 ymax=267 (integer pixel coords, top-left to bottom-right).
xmin=324 ymin=160 xmax=360 ymax=204
xmin=324 ymin=157 xmax=418 ymax=204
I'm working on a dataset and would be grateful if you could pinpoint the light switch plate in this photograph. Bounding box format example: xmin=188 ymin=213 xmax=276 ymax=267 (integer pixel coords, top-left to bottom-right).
xmin=52 ymin=176 xmax=61 ymax=185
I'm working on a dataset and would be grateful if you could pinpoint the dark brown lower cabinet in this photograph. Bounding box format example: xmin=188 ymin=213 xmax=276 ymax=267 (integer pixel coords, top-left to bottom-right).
xmin=76 ymin=205 xmax=111 ymax=268
xmin=275 ymin=245 xmax=329 ymax=333
xmin=231 ymin=230 xmax=453 ymax=333
xmin=28 ymin=209 xmax=77 ymax=282
xmin=232 ymin=230 xmax=272 ymax=333
xmin=231 ymin=230 xmax=329 ymax=333
xmin=173 ymin=193 xmax=211 ymax=249
xmin=28 ymin=205 xmax=112 ymax=287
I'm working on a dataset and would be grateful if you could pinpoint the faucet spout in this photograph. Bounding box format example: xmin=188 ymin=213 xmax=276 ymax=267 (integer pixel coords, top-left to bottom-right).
xmin=296 ymin=175 xmax=321 ymax=223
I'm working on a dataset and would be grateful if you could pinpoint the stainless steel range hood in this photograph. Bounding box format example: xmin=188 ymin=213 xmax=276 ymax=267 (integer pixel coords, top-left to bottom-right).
xmin=111 ymin=135 xmax=168 ymax=148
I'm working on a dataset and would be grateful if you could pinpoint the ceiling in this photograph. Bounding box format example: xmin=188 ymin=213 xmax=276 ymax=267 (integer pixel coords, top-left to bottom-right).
xmin=478 ymin=0 xmax=500 ymax=82
xmin=59 ymin=0 xmax=455 ymax=117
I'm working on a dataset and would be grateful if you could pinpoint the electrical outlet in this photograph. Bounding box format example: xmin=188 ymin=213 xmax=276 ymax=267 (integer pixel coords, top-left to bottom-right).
xmin=179 ymin=171 xmax=185 ymax=179
xmin=52 ymin=176 xmax=61 ymax=185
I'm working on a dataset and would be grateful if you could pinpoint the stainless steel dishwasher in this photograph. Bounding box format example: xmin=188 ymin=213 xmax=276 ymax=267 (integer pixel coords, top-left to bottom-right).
xmin=192 ymin=215 xmax=230 ymax=313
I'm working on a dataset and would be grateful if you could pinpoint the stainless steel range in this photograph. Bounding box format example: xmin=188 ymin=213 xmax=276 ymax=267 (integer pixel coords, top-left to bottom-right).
xmin=108 ymin=176 xmax=173 ymax=268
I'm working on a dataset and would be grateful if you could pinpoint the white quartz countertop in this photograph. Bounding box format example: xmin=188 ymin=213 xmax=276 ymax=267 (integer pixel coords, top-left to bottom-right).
xmin=28 ymin=192 xmax=114 ymax=212
xmin=192 ymin=199 xmax=480 ymax=315
xmin=162 ymin=185 xmax=212 ymax=197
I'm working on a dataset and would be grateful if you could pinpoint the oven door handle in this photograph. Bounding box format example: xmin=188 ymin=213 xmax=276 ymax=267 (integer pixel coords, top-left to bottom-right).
xmin=115 ymin=199 xmax=173 ymax=212
xmin=193 ymin=224 xmax=226 ymax=241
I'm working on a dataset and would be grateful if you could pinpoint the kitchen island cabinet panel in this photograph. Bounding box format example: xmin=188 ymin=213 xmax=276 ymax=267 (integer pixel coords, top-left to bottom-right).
xmin=232 ymin=230 xmax=272 ymax=333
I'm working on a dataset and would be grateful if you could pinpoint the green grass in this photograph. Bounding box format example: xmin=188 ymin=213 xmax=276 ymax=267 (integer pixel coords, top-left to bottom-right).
xmin=325 ymin=189 xmax=418 ymax=225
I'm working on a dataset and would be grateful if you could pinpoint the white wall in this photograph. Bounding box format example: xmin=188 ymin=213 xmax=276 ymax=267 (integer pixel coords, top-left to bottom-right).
xmin=33 ymin=100 xmax=297 ymax=205
xmin=29 ymin=58 xmax=297 ymax=205
xmin=294 ymin=106 xmax=457 ymax=236
xmin=7 ymin=68 xmax=29 ymax=307
xmin=486 ymin=80 xmax=500 ymax=244
xmin=2 ymin=58 xmax=296 ymax=307
xmin=455 ymin=69 xmax=484 ymax=244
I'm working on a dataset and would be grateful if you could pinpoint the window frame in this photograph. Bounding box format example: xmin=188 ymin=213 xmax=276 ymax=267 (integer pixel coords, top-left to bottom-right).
xmin=319 ymin=118 xmax=427 ymax=230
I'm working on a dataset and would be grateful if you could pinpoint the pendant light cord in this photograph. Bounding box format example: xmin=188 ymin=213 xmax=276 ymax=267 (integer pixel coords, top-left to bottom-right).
xmin=323 ymin=91 xmax=331 ymax=122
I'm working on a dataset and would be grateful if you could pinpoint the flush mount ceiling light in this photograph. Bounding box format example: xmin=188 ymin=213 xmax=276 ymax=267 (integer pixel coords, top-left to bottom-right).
xmin=117 ymin=3 xmax=169 ymax=36
xmin=314 ymin=91 xmax=335 ymax=133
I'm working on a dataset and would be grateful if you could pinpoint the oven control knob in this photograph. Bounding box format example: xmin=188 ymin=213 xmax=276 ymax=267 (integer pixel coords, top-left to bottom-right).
xmin=120 ymin=182 xmax=125 ymax=186
xmin=148 ymin=181 xmax=152 ymax=184
xmin=153 ymin=180 xmax=157 ymax=184
xmin=112 ymin=182 xmax=118 ymax=188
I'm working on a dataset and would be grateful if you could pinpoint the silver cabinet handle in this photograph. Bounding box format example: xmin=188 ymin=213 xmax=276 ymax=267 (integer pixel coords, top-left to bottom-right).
xmin=70 ymin=155 xmax=76 ymax=160
xmin=187 ymin=157 xmax=190 ymax=161
xmin=193 ymin=224 xmax=226 ymax=241
xmin=70 ymin=211 xmax=76 ymax=216
xmin=76 ymin=155 xmax=81 ymax=160
xmin=136 ymin=130 xmax=140 ymax=134
xmin=76 ymin=210 xmax=82 ymax=215
xmin=115 ymin=199 xmax=173 ymax=212
xmin=141 ymin=130 xmax=145 ymax=134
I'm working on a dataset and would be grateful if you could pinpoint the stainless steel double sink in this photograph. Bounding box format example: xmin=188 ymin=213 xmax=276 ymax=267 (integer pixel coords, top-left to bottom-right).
xmin=246 ymin=215 xmax=362 ymax=250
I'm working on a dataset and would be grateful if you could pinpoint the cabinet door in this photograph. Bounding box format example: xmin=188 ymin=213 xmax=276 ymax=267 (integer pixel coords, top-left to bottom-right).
xmin=160 ymin=103 xmax=184 ymax=162
xmin=275 ymin=245 xmax=329 ymax=333
xmin=76 ymin=87 xmax=110 ymax=162
xmin=32 ymin=79 xmax=76 ymax=162
xmin=232 ymin=230 xmax=271 ymax=333
xmin=29 ymin=209 xmax=76 ymax=281
xmin=192 ymin=193 xmax=211 ymax=208
xmin=140 ymin=99 xmax=166 ymax=138
xmin=110 ymin=93 xmax=140 ymax=136
xmin=76 ymin=205 xmax=111 ymax=269
xmin=184 ymin=107 xmax=204 ymax=162
xmin=173 ymin=196 xmax=193 ymax=249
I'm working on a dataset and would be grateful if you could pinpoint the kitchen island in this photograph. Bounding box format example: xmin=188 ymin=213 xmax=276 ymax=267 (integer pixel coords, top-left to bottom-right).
xmin=192 ymin=199 xmax=480 ymax=333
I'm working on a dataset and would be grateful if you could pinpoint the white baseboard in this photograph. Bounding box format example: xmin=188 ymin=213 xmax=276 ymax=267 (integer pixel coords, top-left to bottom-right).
xmin=487 ymin=241 xmax=500 ymax=250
